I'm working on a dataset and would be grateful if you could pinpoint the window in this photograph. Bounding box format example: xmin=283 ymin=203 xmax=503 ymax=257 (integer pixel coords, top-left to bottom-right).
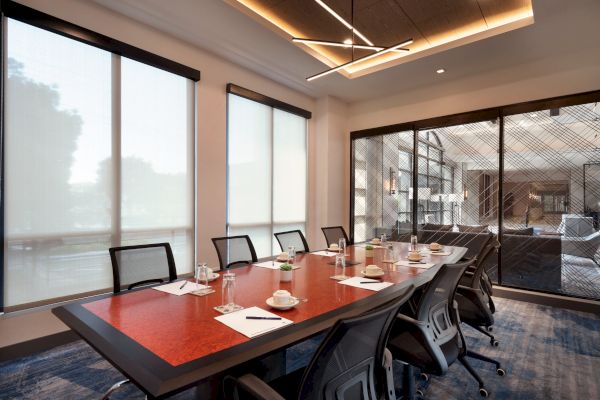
xmin=227 ymin=94 xmax=307 ymax=258
xmin=4 ymin=19 xmax=195 ymax=309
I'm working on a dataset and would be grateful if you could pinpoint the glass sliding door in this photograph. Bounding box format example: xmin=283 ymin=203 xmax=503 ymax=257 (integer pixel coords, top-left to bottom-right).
xmin=504 ymin=103 xmax=600 ymax=298
xmin=416 ymin=122 xmax=500 ymax=279
xmin=352 ymin=131 xmax=413 ymax=243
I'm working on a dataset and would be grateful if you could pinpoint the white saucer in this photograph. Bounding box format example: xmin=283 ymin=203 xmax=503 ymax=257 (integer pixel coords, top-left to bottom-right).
xmin=370 ymin=241 xmax=382 ymax=246
xmin=360 ymin=270 xmax=385 ymax=278
xmin=266 ymin=297 xmax=300 ymax=310
xmin=207 ymin=272 xmax=220 ymax=282
xmin=429 ymin=247 xmax=443 ymax=252
xmin=327 ymin=247 xmax=341 ymax=252
xmin=276 ymin=257 xmax=290 ymax=262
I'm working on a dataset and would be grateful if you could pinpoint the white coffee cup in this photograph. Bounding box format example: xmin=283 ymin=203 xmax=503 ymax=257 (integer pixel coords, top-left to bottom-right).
xmin=273 ymin=289 xmax=292 ymax=305
xmin=371 ymin=238 xmax=381 ymax=244
xmin=278 ymin=252 xmax=289 ymax=260
xmin=365 ymin=264 xmax=383 ymax=275
xmin=408 ymin=251 xmax=422 ymax=261
xmin=329 ymin=243 xmax=339 ymax=250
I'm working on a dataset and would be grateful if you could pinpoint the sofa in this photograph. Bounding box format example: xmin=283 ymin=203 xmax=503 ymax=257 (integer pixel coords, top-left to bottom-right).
xmin=389 ymin=227 xmax=562 ymax=292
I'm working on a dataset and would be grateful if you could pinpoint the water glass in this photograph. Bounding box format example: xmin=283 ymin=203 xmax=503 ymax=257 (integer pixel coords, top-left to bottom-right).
xmin=335 ymin=253 xmax=346 ymax=278
xmin=410 ymin=235 xmax=418 ymax=252
xmin=195 ymin=262 xmax=209 ymax=288
xmin=222 ymin=271 xmax=236 ymax=311
xmin=380 ymin=233 xmax=387 ymax=244
xmin=338 ymin=238 xmax=346 ymax=255
xmin=287 ymin=245 xmax=296 ymax=264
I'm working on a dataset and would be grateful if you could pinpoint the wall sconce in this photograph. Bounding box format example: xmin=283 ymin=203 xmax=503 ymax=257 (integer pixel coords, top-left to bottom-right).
xmin=389 ymin=167 xmax=397 ymax=195
xmin=463 ymin=185 xmax=469 ymax=200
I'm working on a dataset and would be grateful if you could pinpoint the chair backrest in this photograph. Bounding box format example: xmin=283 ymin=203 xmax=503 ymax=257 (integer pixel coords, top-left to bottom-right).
xmin=274 ymin=230 xmax=310 ymax=253
xmin=298 ymin=285 xmax=415 ymax=400
xmin=211 ymin=235 xmax=258 ymax=270
xmin=109 ymin=243 xmax=177 ymax=293
xmin=414 ymin=260 xmax=472 ymax=345
xmin=321 ymin=226 xmax=350 ymax=247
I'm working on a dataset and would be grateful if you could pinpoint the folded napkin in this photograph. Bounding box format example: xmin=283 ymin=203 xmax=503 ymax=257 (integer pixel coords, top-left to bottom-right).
xmin=152 ymin=280 xmax=210 ymax=296
xmin=395 ymin=260 xmax=436 ymax=269
xmin=337 ymin=276 xmax=393 ymax=291
xmin=214 ymin=306 xmax=293 ymax=338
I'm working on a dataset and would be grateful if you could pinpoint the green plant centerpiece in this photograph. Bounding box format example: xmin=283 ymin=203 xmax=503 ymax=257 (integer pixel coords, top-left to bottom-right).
xmin=280 ymin=262 xmax=293 ymax=282
xmin=365 ymin=245 xmax=374 ymax=257
xmin=279 ymin=263 xmax=293 ymax=271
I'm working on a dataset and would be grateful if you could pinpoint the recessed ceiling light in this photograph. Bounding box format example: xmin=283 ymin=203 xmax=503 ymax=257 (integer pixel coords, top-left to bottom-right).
xmin=436 ymin=68 xmax=446 ymax=74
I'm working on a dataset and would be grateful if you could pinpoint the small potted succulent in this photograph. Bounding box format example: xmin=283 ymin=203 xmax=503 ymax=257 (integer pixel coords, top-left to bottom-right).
xmin=365 ymin=245 xmax=374 ymax=257
xmin=280 ymin=263 xmax=293 ymax=282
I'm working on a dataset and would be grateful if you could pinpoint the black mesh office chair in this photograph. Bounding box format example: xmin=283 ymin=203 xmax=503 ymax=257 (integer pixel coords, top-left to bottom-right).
xmin=321 ymin=226 xmax=351 ymax=247
xmin=212 ymin=235 xmax=258 ymax=270
xmin=456 ymin=243 xmax=500 ymax=346
xmin=105 ymin=243 xmax=178 ymax=399
xmin=274 ymin=230 xmax=310 ymax=253
xmin=460 ymin=233 xmax=498 ymax=301
xmin=387 ymin=261 xmax=505 ymax=398
xmin=109 ymin=242 xmax=177 ymax=294
xmin=223 ymin=285 xmax=416 ymax=400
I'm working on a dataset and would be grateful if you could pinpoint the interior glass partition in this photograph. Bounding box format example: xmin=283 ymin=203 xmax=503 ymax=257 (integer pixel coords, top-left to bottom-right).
xmin=504 ymin=103 xmax=600 ymax=298
xmin=416 ymin=122 xmax=500 ymax=279
xmin=352 ymin=131 xmax=413 ymax=243
xmin=350 ymin=93 xmax=600 ymax=301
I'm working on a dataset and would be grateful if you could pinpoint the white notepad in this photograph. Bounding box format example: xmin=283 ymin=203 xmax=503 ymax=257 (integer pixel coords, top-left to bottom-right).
xmin=395 ymin=260 xmax=436 ymax=269
xmin=310 ymin=250 xmax=338 ymax=256
xmin=356 ymin=244 xmax=386 ymax=249
xmin=420 ymin=250 xmax=452 ymax=256
xmin=152 ymin=281 xmax=210 ymax=296
xmin=214 ymin=306 xmax=293 ymax=338
xmin=338 ymin=276 xmax=394 ymax=291
xmin=253 ymin=261 xmax=300 ymax=270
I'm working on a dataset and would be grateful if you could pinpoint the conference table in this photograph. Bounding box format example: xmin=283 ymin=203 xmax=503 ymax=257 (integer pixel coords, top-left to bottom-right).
xmin=52 ymin=242 xmax=467 ymax=399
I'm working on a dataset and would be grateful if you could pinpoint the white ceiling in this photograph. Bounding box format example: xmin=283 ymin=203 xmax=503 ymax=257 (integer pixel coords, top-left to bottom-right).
xmin=91 ymin=0 xmax=600 ymax=103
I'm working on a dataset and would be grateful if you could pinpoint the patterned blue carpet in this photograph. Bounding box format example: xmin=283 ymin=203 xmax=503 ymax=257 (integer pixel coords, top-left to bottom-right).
xmin=0 ymin=297 xmax=598 ymax=399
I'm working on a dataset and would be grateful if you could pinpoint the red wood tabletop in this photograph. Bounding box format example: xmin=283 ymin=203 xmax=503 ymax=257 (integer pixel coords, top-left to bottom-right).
xmin=82 ymin=243 xmax=463 ymax=367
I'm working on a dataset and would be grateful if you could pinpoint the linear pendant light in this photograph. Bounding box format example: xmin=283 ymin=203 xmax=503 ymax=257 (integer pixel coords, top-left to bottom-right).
xmin=292 ymin=37 xmax=411 ymax=53
xmin=314 ymin=0 xmax=373 ymax=46
xmin=306 ymin=38 xmax=413 ymax=81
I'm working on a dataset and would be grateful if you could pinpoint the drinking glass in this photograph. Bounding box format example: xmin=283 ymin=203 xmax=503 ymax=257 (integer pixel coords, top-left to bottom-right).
xmin=384 ymin=244 xmax=395 ymax=263
xmin=410 ymin=235 xmax=418 ymax=252
xmin=335 ymin=253 xmax=346 ymax=278
xmin=338 ymin=238 xmax=346 ymax=256
xmin=222 ymin=271 xmax=236 ymax=312
xmin=380 ymin=233 xmax=387 ymax=245
xmin=195 ymin=262 xmax=209 ymax=288
xmin=287 ymin=245 xmax=296 ymax=264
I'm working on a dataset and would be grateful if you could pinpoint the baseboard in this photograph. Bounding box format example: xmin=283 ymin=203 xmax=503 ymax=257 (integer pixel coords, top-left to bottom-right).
xmin=0 ymin=330 xmax=79 ymax=362
xmin=494 ymin=286 xmax=600 ymax=314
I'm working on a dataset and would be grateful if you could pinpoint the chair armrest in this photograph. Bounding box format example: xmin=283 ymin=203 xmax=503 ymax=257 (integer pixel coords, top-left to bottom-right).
xmin=224 ymin=374 xmax=285 ymax=400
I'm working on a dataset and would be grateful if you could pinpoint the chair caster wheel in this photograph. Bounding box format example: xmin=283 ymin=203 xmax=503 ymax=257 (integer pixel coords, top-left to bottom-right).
xmin=490 ymin=339 xmax=499 ymax=347
xmin=486 ymin=326 xmax=493 ymax=332
xmin=420 ymin=373 xmax=429 ymax=382
xmin=416 ymin=389 xmax=424 ymax=397
xmin=497 ymin=368 xmax=506 ymax=376
xmin=479 ymin=388 xmax=489 ymax=397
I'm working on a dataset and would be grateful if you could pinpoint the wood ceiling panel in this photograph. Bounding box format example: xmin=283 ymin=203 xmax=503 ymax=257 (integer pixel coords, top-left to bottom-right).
xmin=392 ymin=0 xmax=486 ymax=45
xmin=477 ymin=0 xmax=533 ymax=27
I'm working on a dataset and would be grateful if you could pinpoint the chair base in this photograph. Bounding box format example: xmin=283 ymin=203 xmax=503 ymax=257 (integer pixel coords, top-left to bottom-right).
xmin=101 ymin=379 xmax=131 ymax=400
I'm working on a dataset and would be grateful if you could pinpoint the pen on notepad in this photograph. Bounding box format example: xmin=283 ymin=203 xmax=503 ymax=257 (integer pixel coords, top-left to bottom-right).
xmin=246 ymin=316 xmax=282 ymax=320
xmin=360 ymin=281 xmax=379 ymax=284
xmin=179 ymin=281 xmax=188 ymax=290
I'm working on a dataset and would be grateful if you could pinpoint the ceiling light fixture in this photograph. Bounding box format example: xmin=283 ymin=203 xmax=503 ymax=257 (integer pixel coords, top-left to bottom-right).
xmin=302 ymin=0 xmax=412 ymax=81
xmin=307 ymin=39 xmax=413 ymax=81
xmin=436 ymin=68 xmax=446 ymax=74
xmin=292 ymin=37 xmax=410 ymax=53
xmin=314 ymin=0 xmax=373 ymax=46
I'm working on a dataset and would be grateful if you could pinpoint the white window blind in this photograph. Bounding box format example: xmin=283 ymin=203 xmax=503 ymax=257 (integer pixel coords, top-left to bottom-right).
xmin=227 ymin=94 xmax=307 ymax=258
xmin=4 ymin=19 xmax=195 ymax=308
